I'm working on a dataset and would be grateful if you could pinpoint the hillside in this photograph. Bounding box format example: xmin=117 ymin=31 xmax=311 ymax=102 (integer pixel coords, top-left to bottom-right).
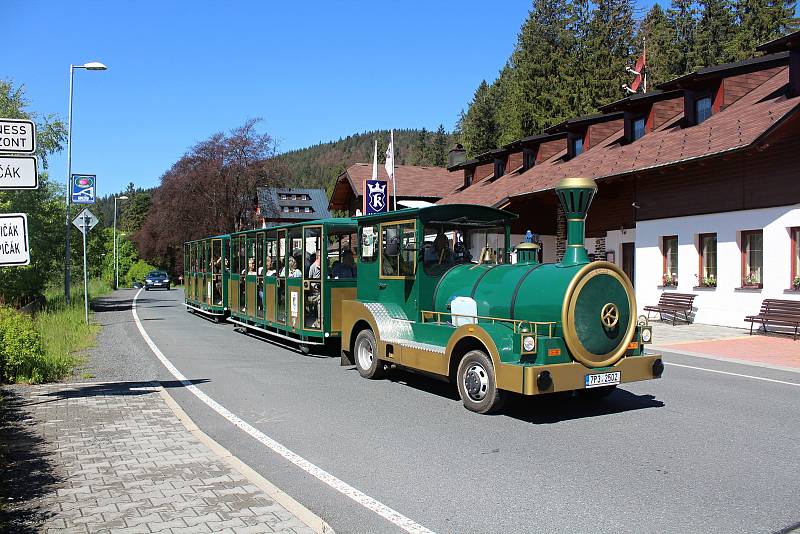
xmin=277 ymin=128 xmax=457 ymax=195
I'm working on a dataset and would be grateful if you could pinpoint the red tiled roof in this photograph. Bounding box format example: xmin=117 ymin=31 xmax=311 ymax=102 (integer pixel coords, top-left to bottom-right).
xmin=439 ymin=67 xmax=800 ymax=207
xmin=346 ymin=163 xmax=462 ymax=198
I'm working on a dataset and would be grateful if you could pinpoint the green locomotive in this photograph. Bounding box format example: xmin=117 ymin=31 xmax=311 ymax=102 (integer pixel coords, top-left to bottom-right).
xmin=341 ymin=177 xmax=662 ymax=413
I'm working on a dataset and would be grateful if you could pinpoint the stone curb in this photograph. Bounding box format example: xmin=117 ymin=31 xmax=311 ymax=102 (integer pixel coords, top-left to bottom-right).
xmin=156 ymin=384 xmax=336 ymax=534
xmin=651 ymin=345 xmax=800 ymax=375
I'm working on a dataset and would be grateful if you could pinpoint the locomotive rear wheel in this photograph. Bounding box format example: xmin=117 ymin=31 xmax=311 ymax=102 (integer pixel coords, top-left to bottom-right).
xmin=456 ymin=350 xmax=505 ymax=414
xmin=354 ymin=329 xmax=385 ymax=379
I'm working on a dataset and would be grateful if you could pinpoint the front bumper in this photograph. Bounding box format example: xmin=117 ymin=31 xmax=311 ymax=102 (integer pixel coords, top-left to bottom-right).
xmin=145 ymin=281 xmax=170 ymax=288
xmin=497 ymin=354 xmax=663 ymax=395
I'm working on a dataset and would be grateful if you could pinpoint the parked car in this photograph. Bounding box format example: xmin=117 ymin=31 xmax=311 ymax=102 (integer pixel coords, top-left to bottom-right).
xmin=144 ymin=271 xmax=171 ymax=291
xmin=132 ymin=281 xmax=143 ymax=289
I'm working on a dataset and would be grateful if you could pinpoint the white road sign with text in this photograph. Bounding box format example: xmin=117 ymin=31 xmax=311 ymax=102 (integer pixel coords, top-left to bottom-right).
xmin=0 ymin=118 xmax=36 ymax=154
xmin=0 ymin=155 xmax=38 ymax=189
xmin=0 ymin=213 xmax=30 ymax=266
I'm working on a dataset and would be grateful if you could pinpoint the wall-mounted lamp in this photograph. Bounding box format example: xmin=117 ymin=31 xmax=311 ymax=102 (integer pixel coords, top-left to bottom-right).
xmin=632 ymin=202 xmax=641 ymax=209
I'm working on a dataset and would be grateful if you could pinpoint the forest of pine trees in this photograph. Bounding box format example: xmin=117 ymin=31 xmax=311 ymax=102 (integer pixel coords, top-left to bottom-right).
xmin=458 ymin=0 xmax=797 ymax=156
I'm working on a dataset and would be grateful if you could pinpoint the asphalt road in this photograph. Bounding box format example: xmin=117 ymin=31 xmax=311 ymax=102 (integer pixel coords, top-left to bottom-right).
xmin=120 ymin=288 xmax=800 ymax=534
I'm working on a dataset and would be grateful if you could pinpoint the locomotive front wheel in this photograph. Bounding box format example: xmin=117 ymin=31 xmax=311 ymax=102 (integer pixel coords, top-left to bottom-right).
xmin=354 ymin=329 xmax=385 ymax=379
xmin=456 ymin=350 xmax=505 ymax=414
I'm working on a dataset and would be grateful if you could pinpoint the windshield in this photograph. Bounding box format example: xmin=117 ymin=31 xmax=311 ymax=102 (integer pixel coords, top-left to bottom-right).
xmin=422 ymin=224 xmax=506 ymax=276
xmin=148 ymin=271 xmax=167 ymax=278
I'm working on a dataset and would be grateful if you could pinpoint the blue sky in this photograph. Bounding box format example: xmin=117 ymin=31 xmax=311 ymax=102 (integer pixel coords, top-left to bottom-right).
xmin=7 ymin=1 xmax=656 ymax=194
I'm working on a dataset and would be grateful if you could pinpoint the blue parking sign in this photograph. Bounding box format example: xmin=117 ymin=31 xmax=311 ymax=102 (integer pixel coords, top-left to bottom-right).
xmin=72 ymin=174 xmax=96 ymax=204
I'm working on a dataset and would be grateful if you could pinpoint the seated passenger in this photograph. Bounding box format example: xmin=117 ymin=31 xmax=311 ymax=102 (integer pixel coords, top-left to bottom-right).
xmin=307 ymin=253 xmax=321 ymax=279
xmin=263 ymin=256 xmax=276 ymax=276
xmin=280 ymin=256 xmax=302 ymax=278
xmin=331 ymin=250 xmax=357 ymax=278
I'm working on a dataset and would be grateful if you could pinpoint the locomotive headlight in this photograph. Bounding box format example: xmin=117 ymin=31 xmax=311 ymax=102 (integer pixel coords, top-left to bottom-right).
xmin=523 ymin=335 xmax=536 ymax=352
xmin=641 ymin=326 xmax=653 ymax=343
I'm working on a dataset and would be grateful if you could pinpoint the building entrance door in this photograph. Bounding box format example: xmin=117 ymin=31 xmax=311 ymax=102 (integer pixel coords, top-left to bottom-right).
xmin=622 ymin=242 xmax=635 ymax=287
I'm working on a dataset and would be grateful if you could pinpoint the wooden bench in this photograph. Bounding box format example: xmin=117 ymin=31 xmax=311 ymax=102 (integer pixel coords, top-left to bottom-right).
xmin=643 ymin=292 xmax=697 ymax=325
xmin=745 ymin=299 xmax=800 ymax=340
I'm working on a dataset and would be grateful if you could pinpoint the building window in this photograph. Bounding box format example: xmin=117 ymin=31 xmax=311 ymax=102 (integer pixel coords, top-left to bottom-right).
xmin=698 ymin=233 xmax=717 ymax=287
xmin=632 ymin=117 xmax=646 ymax=141
xmin=662 ymin=235 xmax=678 ymax=286
xmin=791 ymin=227 xmax=800 ymax=289
xmin=494 ymin=158 xmax=506 ymax=179
xmin=695 ymin=96 xmax=712 ymax=124
xmin=571 ymin=136 xmax=584 ymax=157
xmin=741 ymin=230 xmax=763 ymax=287
xmin=304 ymin=207 xmax=311 ymax=213
xmin=280 ymin=194 xmax=287 ymax=200
xmin=293 ymin=206 xmax=300 ymax=213
xmin=282 ymin=206 xmax=289 ymax=212
xmin=523 ymin=148 xmax=536 ymax=171
xmin=464 ymin=169 xmax=474 ymax=188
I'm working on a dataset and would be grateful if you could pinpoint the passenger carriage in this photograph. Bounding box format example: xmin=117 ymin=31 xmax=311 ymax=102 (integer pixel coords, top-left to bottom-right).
xmin=184 ymin=235 xmax=229 ymax=320
xmin=224 ymin=218 xmax=359 ymax=351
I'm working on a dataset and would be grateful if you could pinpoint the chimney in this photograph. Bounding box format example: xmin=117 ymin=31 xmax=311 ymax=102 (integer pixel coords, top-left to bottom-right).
xmin=757 ymin=30 xmax=800 ymax=96
xmin=448 ymin=143 xmax=467 ymax=168
xmin=555 ymin=177 xmax=597 ymax=265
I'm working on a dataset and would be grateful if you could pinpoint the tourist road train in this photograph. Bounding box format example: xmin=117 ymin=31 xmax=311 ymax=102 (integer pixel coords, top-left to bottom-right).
xmin=183 ymin=177 xmax=663 ymax=413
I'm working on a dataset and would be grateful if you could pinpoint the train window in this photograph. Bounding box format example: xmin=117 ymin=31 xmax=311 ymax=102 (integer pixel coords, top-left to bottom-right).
xmin=422 ymin=225 xmax=505 ymax=276
xmin=223 ymin=240 xmax=230 ymax=275
xmin=304 ymin=227 xmax=322 ymax=329
xmin=285 ymin=227 xmax=303 ymax=278
xmin=381 ymin=222 xmax=416 ymax=277
xmin=360 ymin=225 xmax=377 ymax=263
xmin=329 ymin=229 xmax=357 ymax=278
xmin=212 ymin=240 xmax=222 ymax=304
xmin=265 ymin=232 xmax=277 ymax=276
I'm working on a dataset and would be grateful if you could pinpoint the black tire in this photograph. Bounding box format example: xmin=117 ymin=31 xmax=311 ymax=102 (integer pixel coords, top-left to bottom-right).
xmin=581 ymin=385 xmax=617 ymax=400
xmin=144 ymin=287 xmax=149 ymax=291
xmin=353 ymin=329 xmax=385 ymax=379
xmin=456 ymin=349 xmax=506 ymax=414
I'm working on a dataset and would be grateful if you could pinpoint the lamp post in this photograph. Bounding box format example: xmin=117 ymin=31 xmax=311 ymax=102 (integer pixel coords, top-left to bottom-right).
xmin=113 ymin=195 xmax=129 ymax=289
xmin=64 ymin=61 xmax=108 ymax=304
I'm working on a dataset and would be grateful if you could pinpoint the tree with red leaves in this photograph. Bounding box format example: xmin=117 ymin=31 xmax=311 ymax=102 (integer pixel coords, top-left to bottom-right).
xmin=135 ymin=119 xmax=285 ymax=273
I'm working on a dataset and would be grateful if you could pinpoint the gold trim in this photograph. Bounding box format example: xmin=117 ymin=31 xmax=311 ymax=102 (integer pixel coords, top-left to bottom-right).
xmin=421 ymin=310 xmax=555 ymax=337
xmin=561 ymin=261 xmax=637 ymax=368
xmin=567 ymin=244 xmax=585 ymax=248
xmin=555 ymin=176 xmax=597 ymax=190
xmin=566 ymin=218 xmax=586 ymax=222
xmin=378 ymin=218 xmax=417 ymax=280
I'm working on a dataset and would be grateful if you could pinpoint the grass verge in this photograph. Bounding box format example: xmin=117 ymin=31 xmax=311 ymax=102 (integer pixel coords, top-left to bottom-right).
xmin=1 ymin=279 xmax=112 ymax=384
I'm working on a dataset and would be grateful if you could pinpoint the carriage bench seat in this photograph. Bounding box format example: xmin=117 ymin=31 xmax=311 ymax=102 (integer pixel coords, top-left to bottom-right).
xmin=643 ymin=292 xmax=697 ymax=325
xmin=745 ymin=299 xmax=800 ymax=340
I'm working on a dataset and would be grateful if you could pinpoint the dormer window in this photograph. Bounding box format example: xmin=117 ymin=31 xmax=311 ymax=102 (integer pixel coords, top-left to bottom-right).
xmin=632 ymin=117 xmax=646 ymax=141
xmin=464 ymin=169 xmax=474 ymax=188
xmin=523 ymin=148 xmax=536 ymax=171
xmin=570 ymin=136 xmax=584 ymax=158
xmin=695 ymin=96 xmax=712 ymax=124
xmin=494 ymin=158 xmax=506 ymax=179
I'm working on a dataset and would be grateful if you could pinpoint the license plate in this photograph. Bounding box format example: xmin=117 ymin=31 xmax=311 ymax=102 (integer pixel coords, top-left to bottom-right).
xmin=585 ymin=371 xmax=621 ymax=388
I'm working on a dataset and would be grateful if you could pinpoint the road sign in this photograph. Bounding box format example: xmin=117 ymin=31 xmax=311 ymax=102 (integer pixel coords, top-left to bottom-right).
xmin=0 ymin=213 xmax=30 ymax=266
xmin=72 ymin=208 xmax=99 ymax=234
xmin=0 ymin=118 xmax=36 ymax=154
xmin=0 ymin=155 xmax=38 ymax=190
xmin=72 ymin=174 xmax=96 ymax=204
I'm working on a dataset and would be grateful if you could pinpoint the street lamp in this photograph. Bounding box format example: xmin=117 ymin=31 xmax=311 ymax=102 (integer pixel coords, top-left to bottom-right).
xmin=64 ymin=61 xmax=108 ymax=304
xmin=114 ymin=195 xmax=129 ymax=289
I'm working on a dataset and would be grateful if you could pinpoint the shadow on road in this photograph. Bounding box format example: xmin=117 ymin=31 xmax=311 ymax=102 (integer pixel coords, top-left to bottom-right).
xmin=0 ymin=387 xmax=61 ymax=533
xmin=23 ymin=380 xmax=211 ymax=407
xmin=384 ymin=368 xmax=663 ymax=422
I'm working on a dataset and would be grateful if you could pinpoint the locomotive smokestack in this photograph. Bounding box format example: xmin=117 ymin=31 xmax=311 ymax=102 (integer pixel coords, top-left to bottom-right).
xmin=555 ymin=177 xmax=597 ymax=265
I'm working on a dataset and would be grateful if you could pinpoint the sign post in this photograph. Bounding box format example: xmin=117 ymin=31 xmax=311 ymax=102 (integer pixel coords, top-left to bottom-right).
xmin=72 ymin=208 xmax=99 ymax=325
xmin=0 ymin=213 xmax=30 ymax=266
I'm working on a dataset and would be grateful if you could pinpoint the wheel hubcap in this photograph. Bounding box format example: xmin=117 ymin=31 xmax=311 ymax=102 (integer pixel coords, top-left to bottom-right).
xmin=357 ymin=338 xmax=373 ymax=370
xmin=464 ymin=364 xmax=488 ymax=401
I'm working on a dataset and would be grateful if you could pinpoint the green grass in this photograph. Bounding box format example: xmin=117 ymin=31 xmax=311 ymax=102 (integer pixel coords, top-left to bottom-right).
xmin=25 ymin=279 xmax=113 ymax=383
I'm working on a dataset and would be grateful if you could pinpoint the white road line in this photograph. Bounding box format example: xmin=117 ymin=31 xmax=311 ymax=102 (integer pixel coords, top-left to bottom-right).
xmin=665 ymin=362 xmax=800 ymax=387
xmin=131 ymin=289 xmax=435 ymax=534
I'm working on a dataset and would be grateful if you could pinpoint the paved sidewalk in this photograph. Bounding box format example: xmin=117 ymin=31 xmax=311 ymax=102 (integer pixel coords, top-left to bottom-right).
xmin=1 ymin=381 xmax=319 ymax=534
xmin=649 ymin=321 xmax=800 ymax=370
